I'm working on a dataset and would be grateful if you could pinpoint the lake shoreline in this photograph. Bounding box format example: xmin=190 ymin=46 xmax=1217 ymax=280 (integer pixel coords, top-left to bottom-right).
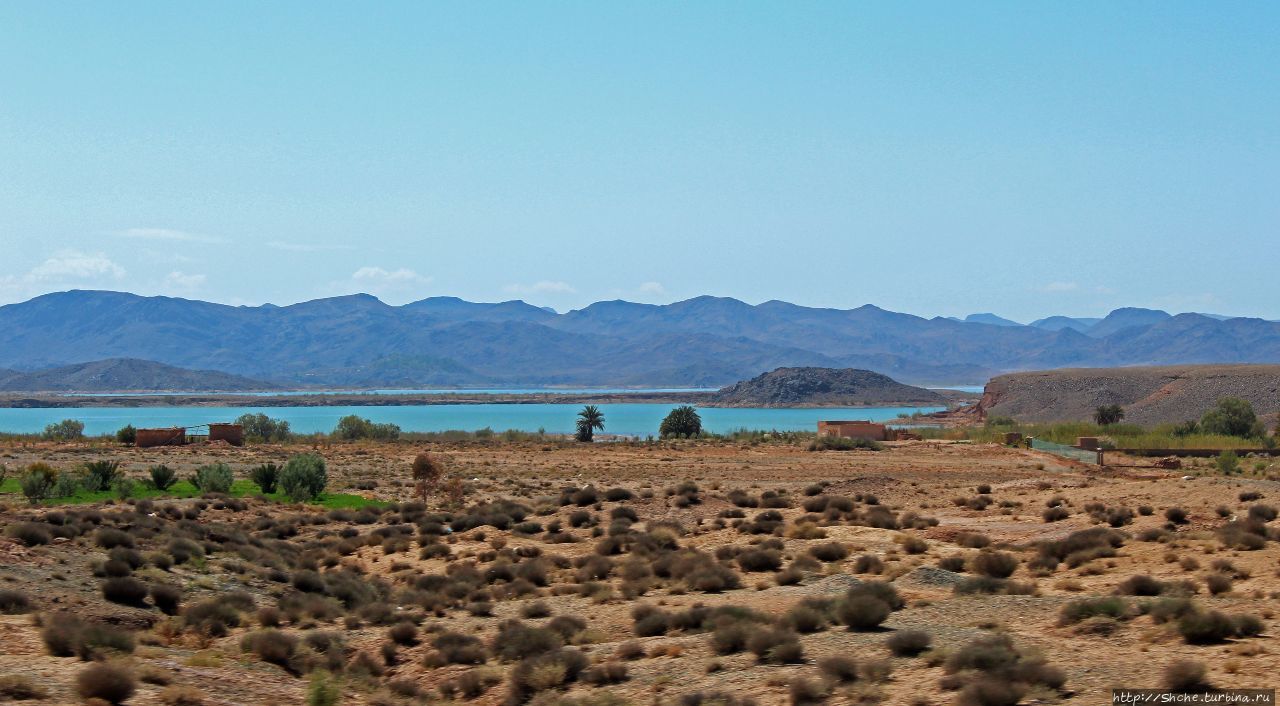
xmin=0 ymin=389 xmax=976 ymax=409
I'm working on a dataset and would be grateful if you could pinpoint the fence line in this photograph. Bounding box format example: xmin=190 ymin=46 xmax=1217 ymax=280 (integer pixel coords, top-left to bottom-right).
xmin=1030 ymin=438 xmax=1101 ymax=464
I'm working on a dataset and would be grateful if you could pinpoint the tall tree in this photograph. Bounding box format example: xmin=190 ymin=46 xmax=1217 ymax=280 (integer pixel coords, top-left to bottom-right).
xmin=576 ymin=405 xmax=605 ymax=442
xmin=1200 ymin=397 xmax=1265 ymax=438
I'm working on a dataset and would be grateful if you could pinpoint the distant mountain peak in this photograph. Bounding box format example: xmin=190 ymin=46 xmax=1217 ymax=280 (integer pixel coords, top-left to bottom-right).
xmin=1088 ymin=307 xmax=1173 ymax=337
xmin=1029 ymin=315 xmax=1101 ymax=333
xmin=963 ymin=313 xmax=1022 ymax=327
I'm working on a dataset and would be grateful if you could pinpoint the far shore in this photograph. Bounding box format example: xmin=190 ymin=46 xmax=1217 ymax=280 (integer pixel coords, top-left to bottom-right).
xmin=0 ymin=388 xmax=978 ymax=409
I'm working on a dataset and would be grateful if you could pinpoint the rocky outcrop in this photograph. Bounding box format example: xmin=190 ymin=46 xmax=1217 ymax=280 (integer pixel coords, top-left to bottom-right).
xmin=711 ymin=367 xmax=946 ymax=407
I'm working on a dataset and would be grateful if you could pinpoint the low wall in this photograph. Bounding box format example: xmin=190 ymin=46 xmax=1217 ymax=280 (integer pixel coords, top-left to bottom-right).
xmin=208 ymin=423 xmax=244 ymax=446
xmin=136 ymin=427 xmax=186 ymax=448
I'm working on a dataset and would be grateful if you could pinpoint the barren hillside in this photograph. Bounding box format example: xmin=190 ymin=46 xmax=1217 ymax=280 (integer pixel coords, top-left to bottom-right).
xmin=977 ymin=364 xmax=1280 ymax=425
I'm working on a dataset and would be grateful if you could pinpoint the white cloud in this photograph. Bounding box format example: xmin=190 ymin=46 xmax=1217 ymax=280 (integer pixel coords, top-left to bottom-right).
xmin=0 ymin=249 xmax=128 ymax=303
xmin=27 ymin=250 xmax=126 ymax=281
xmin=267 ymin=240 xmax=354 ymax=253
xmin=118 ymin=227 xmax=225 ymax=244
xmin=504 ymin=280 xmax=577 ymax=295
xmin=352 ymin=266 xmax=430 ymax=284
xmin=163 ymin=271 xmax=207 ymax=290
xmin=638 ymin=281 xmax=666 ymax=296
xmin=325 ymin=266 xmax=432 ymax=305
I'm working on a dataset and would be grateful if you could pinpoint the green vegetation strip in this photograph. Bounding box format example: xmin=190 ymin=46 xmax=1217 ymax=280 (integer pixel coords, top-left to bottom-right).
xmin=921 ymin=421 xmax=1270 ymax=451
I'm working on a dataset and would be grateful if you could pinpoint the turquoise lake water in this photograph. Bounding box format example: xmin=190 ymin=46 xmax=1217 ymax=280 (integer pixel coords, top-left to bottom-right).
xmin=62 ymin=387 xmax=719 ymax=398
xmin=0 ymin=403 xmax=944 ymax=437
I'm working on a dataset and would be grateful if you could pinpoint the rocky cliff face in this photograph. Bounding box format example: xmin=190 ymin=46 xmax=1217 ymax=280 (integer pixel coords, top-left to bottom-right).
xmin=712 ymin=367 xmax=946 ymax=407
xmin=974 ymin=364 xmax=1280 ymax=425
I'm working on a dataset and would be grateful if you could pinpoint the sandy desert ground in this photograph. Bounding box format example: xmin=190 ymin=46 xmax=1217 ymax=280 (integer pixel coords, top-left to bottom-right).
xmin=0 ymin=437 xmax=1276 ymax=705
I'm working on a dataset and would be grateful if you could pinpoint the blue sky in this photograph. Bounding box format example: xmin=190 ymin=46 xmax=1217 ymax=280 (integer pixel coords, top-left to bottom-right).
xmin=1 ymin=2 xmax=1276 ymax=321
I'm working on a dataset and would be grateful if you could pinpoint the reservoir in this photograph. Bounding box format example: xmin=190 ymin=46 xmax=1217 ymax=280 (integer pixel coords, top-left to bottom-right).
xmin=0 ymin=403 xmax=944 ymax=437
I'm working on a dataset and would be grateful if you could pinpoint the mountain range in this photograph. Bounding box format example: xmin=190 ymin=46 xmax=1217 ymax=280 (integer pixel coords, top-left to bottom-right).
xmin=1 ymin=290 xmax=1279 ymax=388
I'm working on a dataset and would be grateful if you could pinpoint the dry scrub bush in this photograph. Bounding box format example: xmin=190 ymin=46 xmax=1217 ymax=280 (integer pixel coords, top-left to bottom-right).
xmin=970 ymin=550 xmax=1018 ymax=578
xmin=1058 ymin=597 xmax=1131 ymax=625
xmin=1204 ymin=573 xmax=1233 ymax=595
xmin=1163 ymin=660 xmax=1212 ymax=692
xmin=1043 ymin=506 xmax=1070 ymax=522
xmin=41 ymin=614 xmax=135 ymax=660
xmin=737 ymin=548 xmax=783 ymax=572
xmin=6 ymin=522 xmax=52 ymax=546
xmin=852 ymin=554 xmax=884 ymax=574
xmin=956 ymin=532 xmax=990 ymax=548
xmin=1033 ymin=527 xmax=1125 ymax=571
xmin=241 ymin=629 xmax=299 ymax=668
xmin=789 ymin=676 xmax=829 ymax=704
xmin=0 ymin=589 xmax=31 ymax=614
xmin=886 ymin=629 xmax=932 ymax=656
xmin=837 ymin=593 xmax=890 ymax=630
xmin=944 ymin=633 xmax=1065 ymax=705
xmin=809 ymin=542 xmax=848 ymax=562
xmin=1115 ymin=575 xmax=1165 ymax=596
xmin=159 ymin=685 xmax=208 ymax=706
xmin=150 ymin=584 xmax=182 ymax=614
xmin=506 ymin=647 xmax=588 ymax=703
xmin=76 ymin=663 xmax=136 ymax=705
xmin=0 ymin=675 xmax=47 ymax=700
xmin=819 ymin=655 xmax=859 ymax=683
xmin=101 ymin=576 xmax=148 ymax=605
xmin=746 ymin=626 xmax=805 ymax=664
xmin=431 ymin=631 xmax=487 ymax=665
xmin=492 ymin=620 xmax=563 ymax=662
xmin=1176 ymin=606 xmax=1255 ymax=644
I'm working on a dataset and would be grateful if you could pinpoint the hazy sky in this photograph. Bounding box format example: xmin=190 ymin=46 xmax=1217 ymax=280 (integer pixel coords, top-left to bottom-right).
xmin=1 ymin=2 xmax=1276 ymax=321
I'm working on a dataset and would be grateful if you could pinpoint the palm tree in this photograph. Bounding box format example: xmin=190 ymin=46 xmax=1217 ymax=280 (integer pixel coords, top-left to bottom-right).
xmin=576 ymin=405 xmax=605 ymax=442
xmin=660 ymin=405 xmax=702 ymax=438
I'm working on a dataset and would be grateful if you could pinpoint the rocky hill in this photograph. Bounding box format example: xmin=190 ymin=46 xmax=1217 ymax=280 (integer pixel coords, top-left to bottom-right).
xmin=0 ymin=358 xmax=278 ymax=392
xmin=712 ymin=367 xmax=946 ymax=407
xmin=975 ymin=364 xmax=1280 ymax=425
